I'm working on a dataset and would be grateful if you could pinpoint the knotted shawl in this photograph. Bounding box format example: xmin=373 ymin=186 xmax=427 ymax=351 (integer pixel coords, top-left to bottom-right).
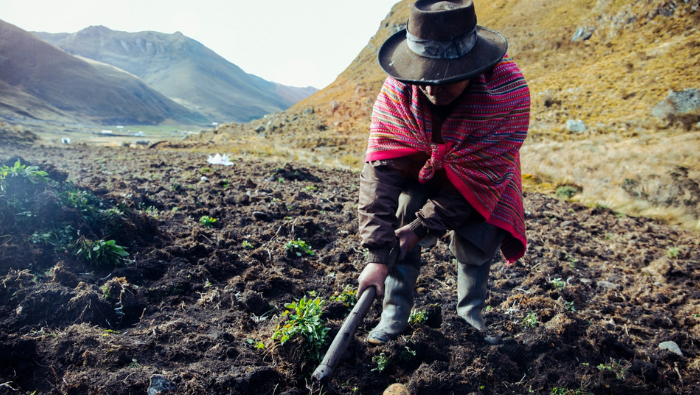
xmin=366 ymin=56 xmax=530 ymax=262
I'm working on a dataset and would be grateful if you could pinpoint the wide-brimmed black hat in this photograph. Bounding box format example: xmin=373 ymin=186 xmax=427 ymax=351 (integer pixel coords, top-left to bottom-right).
xmin=378 ymin=0 xmax=508 ymax=85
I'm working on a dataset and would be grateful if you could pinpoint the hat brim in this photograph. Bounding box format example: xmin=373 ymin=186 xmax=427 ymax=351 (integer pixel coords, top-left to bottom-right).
xmin=378 ymin=26 xmax=508 ymax=85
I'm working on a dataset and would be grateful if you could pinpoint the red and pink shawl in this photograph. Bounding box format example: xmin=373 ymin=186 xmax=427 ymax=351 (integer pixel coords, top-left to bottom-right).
xmin=366 ymin=56 xmax=530 ymax=262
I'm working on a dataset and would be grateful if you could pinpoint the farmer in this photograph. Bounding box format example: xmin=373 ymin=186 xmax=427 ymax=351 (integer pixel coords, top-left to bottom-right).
xmin=357 ymin=0 xmax=530 ymax=345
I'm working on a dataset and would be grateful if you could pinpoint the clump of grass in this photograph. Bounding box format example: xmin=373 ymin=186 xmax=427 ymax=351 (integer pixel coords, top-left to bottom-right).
xmin=73 ymin=237 xmax=130 ymax=266
xmin=556 ymin=185 xmax=580 ymax=199
xmin=284 ymin=239 xmax=314 ymax=257
xmin=199 ymin=216 xmax=217 ymax=228
xmin=272 ymin=295 xmax=330 ymax=362
xmin=409 ymin=309 xmax=428 ymax=325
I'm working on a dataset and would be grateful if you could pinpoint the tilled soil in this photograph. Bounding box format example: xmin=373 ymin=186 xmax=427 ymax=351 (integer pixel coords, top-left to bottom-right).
xmin=0 ymin=144 xmax=698 ymax=395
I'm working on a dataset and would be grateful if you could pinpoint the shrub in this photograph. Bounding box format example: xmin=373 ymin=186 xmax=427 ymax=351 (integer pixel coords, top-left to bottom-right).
xmin=272 ymin=295 xmax=329 ymax=362
xmin=73 ymin=237 xmax=130 ymax=266
xmin=284 ymin=239 xmax=314 ymax=256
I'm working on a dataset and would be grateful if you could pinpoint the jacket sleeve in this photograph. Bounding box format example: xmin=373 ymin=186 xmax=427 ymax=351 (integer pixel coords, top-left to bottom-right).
xmin=358 ymin=158 xmax=410 ymax=264
xmin=410 ymin=179 xmax=474 ymax=238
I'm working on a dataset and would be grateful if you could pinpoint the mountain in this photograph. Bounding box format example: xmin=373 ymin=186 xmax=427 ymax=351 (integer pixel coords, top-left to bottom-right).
xmin=192 ymin=0 xmax=700 ymax=230
xmin=0 ymin=19 xmax=207 ymax=126
xmin=35 ymin=26 xmax=318 ymax=123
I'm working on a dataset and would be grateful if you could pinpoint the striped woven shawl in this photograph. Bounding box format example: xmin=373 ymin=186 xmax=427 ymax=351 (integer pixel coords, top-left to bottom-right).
xmin=366 ymin=56 xmax=530 ymax=262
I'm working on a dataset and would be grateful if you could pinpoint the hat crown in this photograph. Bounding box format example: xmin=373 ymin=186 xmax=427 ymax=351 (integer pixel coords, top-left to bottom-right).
xmin=408 ymin=0 xmax=477 ymax=41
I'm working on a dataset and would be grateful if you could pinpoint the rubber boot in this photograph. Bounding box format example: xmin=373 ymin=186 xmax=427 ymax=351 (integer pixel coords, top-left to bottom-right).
xmin=367 ymin=248 xmax=421 ymax=345
xmin=457 ymin=260 xmax=500 ymax=344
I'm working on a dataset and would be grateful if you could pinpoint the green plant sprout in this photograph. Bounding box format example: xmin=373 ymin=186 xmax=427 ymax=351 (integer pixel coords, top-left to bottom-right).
xmin=522 ymin=312 xmax=539 ymax=328
xmin=666 ymin=247 xmax=681 ymax=259
xmin=242 ymin=240 xmax=254 ymax=249
xmin=304 ymin=185 xmax=318 ymax=191
xmin=597 ymin=359 xmax=629 ymax=380
xmin=199 ymin=216 xmax=217 ymax=228
xmin=409 ymin=309 xmax=428 ymax=325
xmin=564 ymin=300 xmax=576 ymax=312
xmin=400 ymin=346 xmax=416 ymax=361
xmin=74 ymin=237 xmax=129 ymax=266
xmin=272 ymin=295 xmax=329 ymax=361
xmin=284 ymin=239 xmax=314 ymax=256
xmin=371 ymin=353 xmax=390 ymax=372
xmin=551 ymin=277 xmax=566 ymax=288
xmin=330 ymin=285 xmax=358 ymax=309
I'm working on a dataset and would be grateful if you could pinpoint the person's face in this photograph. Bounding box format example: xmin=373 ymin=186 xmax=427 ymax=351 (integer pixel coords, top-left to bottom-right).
xmin=419 ymin=79 xmax=470 ymax=106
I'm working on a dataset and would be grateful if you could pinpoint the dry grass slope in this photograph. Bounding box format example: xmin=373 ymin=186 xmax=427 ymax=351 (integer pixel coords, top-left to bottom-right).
xmin=194 ymin=0 xmax=700 ymax=230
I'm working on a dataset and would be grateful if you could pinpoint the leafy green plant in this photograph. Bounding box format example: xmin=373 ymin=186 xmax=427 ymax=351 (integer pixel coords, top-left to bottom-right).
xmin=551 ymin=387 xmax=593 ymax=395
xmin=597 ymin=359 xmax=629 ymax=380
xmin=304 ymin=185 xmax=318 ymax=191
xmin=0 ymin=159 xmax=49 ymax=193
xmin=522 ymin=312 xmax=539 ymax=328
xmin=200 ymin=167 xmax=211 ymax=173
xmin=199 ymin=216 xmax=217 ymax=228
xmin=409 ymin=309 xmax=428 ymax=325
xmin=371 ymin=353 xmax=390 ymax=372
xmin=284 ymin=239 xmax=314 ymax=256
xmin=220 ymin=179 xmax=231 ymax=188
xmin=73 ymin=237 xmax=130 ymax=266
xmin=242 ymin=240 xmax=254 ymax=249
xmin=550 ymin=277 xmax=566 ymax=288
xmin=141 ymin=205 xmax=159 ymax=219
xmin=331 ymin=285 xmax=358 ymax=309
xmin=272 ymin=295 xmax=330 ymax=361
xmin=27 ymin=224 xmax=75 ymax=250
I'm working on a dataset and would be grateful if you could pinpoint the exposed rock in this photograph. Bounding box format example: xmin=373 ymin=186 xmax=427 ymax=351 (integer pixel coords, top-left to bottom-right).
xmin=384 ymin=383 xmax=411 ymax=395
xmin=652 ymin=89 xmax=700 ymax=119
xmin=597 ymin=280 xmax=620 ymax=289
xmin=255 ymin=125 xmax=265 ymax=133
xmin=566 ymin=119 xmax=587 ymax=133
xmin=571 ymin=26 xmax=595 ymax=42
xmin=148 ymin=374 xmax=175 ymax=395
xmin=659 ymin=341 xmax=683 ymax=356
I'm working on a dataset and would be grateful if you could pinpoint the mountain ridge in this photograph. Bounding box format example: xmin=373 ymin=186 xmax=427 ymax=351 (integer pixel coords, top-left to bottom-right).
xmin=0 ymin=19 xmax=207 ymax=126
xmin=35 ymin=26 xmax=318 ymax=123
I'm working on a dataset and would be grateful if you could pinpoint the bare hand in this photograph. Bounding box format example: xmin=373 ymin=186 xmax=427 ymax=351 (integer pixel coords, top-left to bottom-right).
xmin=395 ymin=225 xmax=420 ymax=261
xmin=358 ymin=263 xmax=389 ymax=299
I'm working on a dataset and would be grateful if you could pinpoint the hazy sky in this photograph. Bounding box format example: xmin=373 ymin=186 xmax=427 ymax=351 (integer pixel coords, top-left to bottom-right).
xmin=0 ymin=0 xmax=399 ymax=89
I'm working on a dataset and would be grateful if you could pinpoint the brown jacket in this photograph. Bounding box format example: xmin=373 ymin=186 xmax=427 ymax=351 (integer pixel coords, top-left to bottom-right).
xmin=358 ymin=153 xmax=476 ymax=264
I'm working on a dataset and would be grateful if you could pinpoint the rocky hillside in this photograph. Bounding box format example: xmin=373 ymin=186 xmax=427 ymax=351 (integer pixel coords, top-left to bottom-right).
xmin=0 ymin=19 xmax=207 ymax=126
xmin=36 ymin=26 xmax=318 ymax=123
xmin=194 ymin=0 xmax=700 ymax=230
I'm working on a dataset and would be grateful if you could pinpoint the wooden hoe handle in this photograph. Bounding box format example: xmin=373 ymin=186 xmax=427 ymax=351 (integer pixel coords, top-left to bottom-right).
xmin=312 ymin=246 xmax=399 ymax=389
